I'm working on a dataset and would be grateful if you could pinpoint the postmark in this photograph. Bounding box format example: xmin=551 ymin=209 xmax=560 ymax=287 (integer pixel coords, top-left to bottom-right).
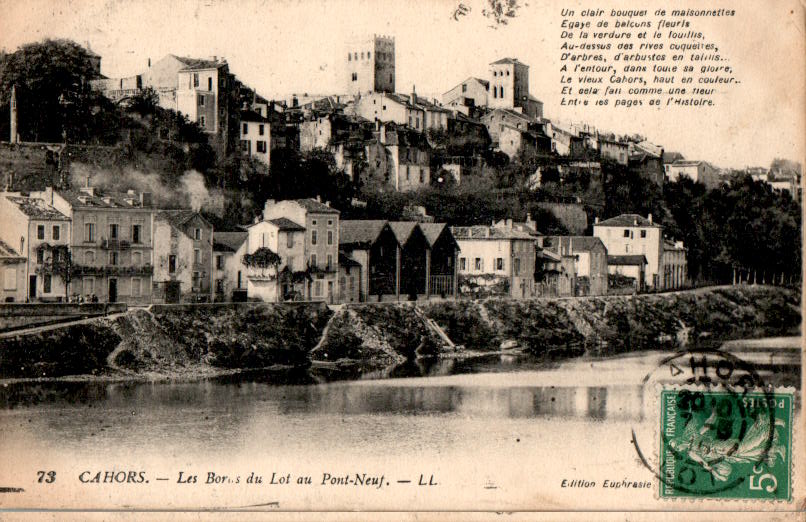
xmin=631 ymin=348 xmax=795 ymax=501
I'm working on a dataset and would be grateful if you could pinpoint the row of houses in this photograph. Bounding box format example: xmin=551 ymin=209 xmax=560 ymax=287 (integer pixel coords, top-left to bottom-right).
xmin=0 ymin=181 xmax=689 ymax=303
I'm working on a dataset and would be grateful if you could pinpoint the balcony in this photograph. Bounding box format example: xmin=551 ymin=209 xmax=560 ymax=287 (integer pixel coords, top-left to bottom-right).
xmin=72 ymin=265 xmax=154 ymax=277
xmin=101 ymin=238 xmax=131 ymax=250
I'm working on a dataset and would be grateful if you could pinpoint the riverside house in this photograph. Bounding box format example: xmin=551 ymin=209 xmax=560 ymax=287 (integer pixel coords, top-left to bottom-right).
xmin=43 ymin=185 xmax=155 ymax=304
xmin=243 ymin=215 xmax=307 ymax=302
xmin=452 ymin=221 xmax=537 ymax=299
xmin=213 ymin=231 xmax=248 ymax=302
xmin=262 ymin=198 xmax=340 ymax=303
xmin=152 ymin=210 xmax=214 ymax=303
xmin=593 ymin=214 xmax=663 ymax=291
xmin=0 ymin=239 xmax=26 ymax=302
xmin=542 ymin=236 xmax=608 ymax=296
xmin=0 ymin=191 xmax=71 ymax=301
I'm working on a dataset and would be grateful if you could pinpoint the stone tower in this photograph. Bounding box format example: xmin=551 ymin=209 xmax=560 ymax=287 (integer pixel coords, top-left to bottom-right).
xmin=10 ymin=85 xmax=18 ymax=143
xmin=345 ymin=35 xmax=395 ymax=95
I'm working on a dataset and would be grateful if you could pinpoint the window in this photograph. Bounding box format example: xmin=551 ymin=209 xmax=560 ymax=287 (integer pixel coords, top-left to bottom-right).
xmin=640 ymin=230 xmax=647 ymax=238
xmin=132 ymin=251 xmax=142 ymax=265
xmin=351 ymin=72 xmax=357 ymax=82
xmin=43 ymin=274 xmax=51 ymax=293
xmin=259 ymin=124 xmax=264 ymax=136
xmin=194 ymin=228 xmax=201 ymax=240
xmin=506 ymin=70 xmax=510 ymax=76
xmin=197 ymin=94 xmax=205 ymax=106
xmin=462 ymin=83 xmax=467 ymax=93
xmin=287 ymin=233 xmax=294 ymax=248
xmin=109 ymin=223 xmax=119 ymax=239
xmin=4 ymin=267 xmax=17 ymax=290
xmin=326 ymin=254 xmax=333 ymax=270
xmin=242 ymin=123 xmax=248 ymax=135
xmin=460 ymin=258 xmax=466 ymax=270
xmin=215 ymin=279 xmax=224 ymax=293
xmin=52 ymin=225 xmax=60 ymax=240
xmin=327 ymin=231 xmax=333 ymax=245
xmin=208 ymin=77 xmax=212 ymax=91
xmin=192 ymin=272 xmax=201 ymax=289
xmin=348 ymin=53 xmax=351 ymax=61
xmin=419 ymin=170 xmax=424 ymax=183
xmin=83 ymin=277 xmax=94 ymax=294
xmin=256 ymin=141 xmax=267 ymax=153
xmin=474 ymin=258 xmax=483 ymax=271
xmin=37 ymin=225 xmax=45 ymax=240
xmin=361 ymin=52 xmax=364 ymax=59
xmin=367 ymin=51 xmax=370 ymax=59
xmin=109 ymin=252 xmax=119 ymax=266
xmin=514 ymin=258 xmax=521 ymax=275
xmin=496 ymin=258 xmax=504 ymax=270
xmin=623 ymin=229 xmax=630 ymax=238
xmin=310 ymin=254 xmax=317 ymax=268
xmin=36 ymin=249 xmax=44 ymax=264
xmin=314 ymin=281 xmax=322 ymax=297
xmin=216 ymin=255 xmax=224 ymax=269
xmin=132 ymin=224 xmax=141 ymax=244
xmin=168 ymin=255 xmax=176 ymax=273
xmin=327 ymin=219 xmax=333 ymax=226
xmin=132 ymin=278 xmax=141 ymax=297
xmin=625 ymin=244 xmax=630 ymax=253
xmin=194 ymin=249 xmax=201 ymax=264
xmin=311 ymin=230 xmax=317 ymax=245
xmin=354 ymin=52 xmax=358 ymax=60
xmin=199 ymin=116 xmax=205 ymax=127
xmin=86 ymin=251 xmax=95 ymax=264
xmin=311 ymin=219 xmax=317 ymax=226
xmin=193 ymin=73 xmax=199 ymax=87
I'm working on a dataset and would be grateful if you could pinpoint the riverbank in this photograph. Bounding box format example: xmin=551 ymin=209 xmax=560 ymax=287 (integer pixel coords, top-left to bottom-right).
xmin=0 ymin=285 xmax=799 ymax=380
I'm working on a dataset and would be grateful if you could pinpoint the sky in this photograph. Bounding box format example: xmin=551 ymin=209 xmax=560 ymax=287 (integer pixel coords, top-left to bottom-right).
xmin=1 ymin=0 xmax=804 ymax=169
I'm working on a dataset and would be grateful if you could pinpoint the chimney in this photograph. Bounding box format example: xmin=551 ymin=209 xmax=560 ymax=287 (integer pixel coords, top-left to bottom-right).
xmin=80 ymin=176 xmax=95 ymax=196
xmin=526 ymin=212 xmax=533 ymax=226
xmin=505 ymin=218 xmax=513 ymax=230
xmin=263 ymin=198 xmax=275 ymax=217
xmin=315 ymin=195 xmax=321 ymax=202
xmin=633 ymin=218 xmax=638 ymax=226
xmin=594 ymin=216 xmax=599 ymax=224
xmin=648 ymin=213 xmax=653 ymax=224
xmin=325 ymin=200 xmax=330 ymax=207
xmin=9 ymin=85 xmax=18 ymax=144
xmin=140 ymin=192 xmax=152 ymax=207
xmin=410 ymin=85 xmax=416 ymax=105
xmin=44 ymin=186 xmax=54 ymax=205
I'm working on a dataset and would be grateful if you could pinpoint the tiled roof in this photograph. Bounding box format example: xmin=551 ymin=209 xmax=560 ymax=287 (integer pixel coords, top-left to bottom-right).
xmin=544 ymin=236 xmax=605 ymax=253
xmin=213 ymin=231 xmax=247 ymax=253
xmin=241 ymin=109 xmax=269 ymax=122
xmin=491 ymin=57 xmax=524 ymax=65
xmin=662 ymin=151 xmax=685 ymax=164
xmin=156 ymin=210 xmax=202 ymax=228
xmin=339 ymin=220 xmax=392 ymax=247
xmin=294 ymin=198 xmax=340 ymax=214
xmin=450 ymin=225 xmax=535 ymax=241
xmin=473 ymin=77 xmax=490 ymax=88
xmin=493 ymin=219 xmax=542 ymax=236
xmin=418 ymin=223 xmax=446 ymax=246
xmin=58 ymin=189 xmax=151 ymax=209
xmin=268 ymin=217 xmax=305 ymax=231
xmin=595 ymin=214 xmax=662 ymax=228
xmin=608 ymin=254 xmax=648 ymax=266
xmin=338 ymin=252 xmax=362 ymax=268
xmin=0 ymin=239 xmax=24 ymax=259
xmin=178 ymin=58 xmax=225 ymax=71
xmin=5 ymin=195 xmax=69 ymax=220
xmin=389 ymin=221 xmax=419 ymax=244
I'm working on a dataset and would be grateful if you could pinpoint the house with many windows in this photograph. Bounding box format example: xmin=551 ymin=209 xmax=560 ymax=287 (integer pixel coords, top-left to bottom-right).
xmin=593 ymin=214 xmax=663 ymax=290
xmin=243 ymin=216 xmax=307 ymax=302
xmin=152 ymin=210 xmax=214 ymax=303
xmin=42 ymin=185 xmax=155 ymax=304
xmin=0 ymin=190 xmax=71 ymax=301
xmin=452 ymin=221 xmax=537 ymax=299
xmin=240 ymin=109 xmax=271 ymax=166
xmin=262 ymin=198 xmax=340 ymax=303
xmin=542 ymin=236 xmax=608 ymax=296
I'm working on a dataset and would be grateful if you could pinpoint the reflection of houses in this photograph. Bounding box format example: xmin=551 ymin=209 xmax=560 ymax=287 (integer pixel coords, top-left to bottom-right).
xmin=543 ymin=236 xmax=608 ymax=296
xmin=339 ymin=220 xmax=459 ymax=302
xmin=212 ymin=231 xmax=247 ymax=302
xmin=0 ymin=190 xmax=72 ymax=301
xmin=152 ymin=210 xmax=214 ymax=303
xmin=0 ymin=239 xmax=26 ymax=302
xmin=45 ymin=185 xmax=155 ymax=304
xmin=452 ymin=222 xmax=537 ymax=299
xmin=607 ymin=254 xmax=647 ymax=294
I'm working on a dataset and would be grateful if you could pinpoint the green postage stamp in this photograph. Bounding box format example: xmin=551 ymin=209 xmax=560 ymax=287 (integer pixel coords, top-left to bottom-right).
xmin=658 ymin=388 xmax=794 ymax=501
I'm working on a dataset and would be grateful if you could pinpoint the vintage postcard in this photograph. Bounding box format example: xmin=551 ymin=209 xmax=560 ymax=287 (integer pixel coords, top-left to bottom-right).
xmin=0 ymin=0 xmax=803 ymax=518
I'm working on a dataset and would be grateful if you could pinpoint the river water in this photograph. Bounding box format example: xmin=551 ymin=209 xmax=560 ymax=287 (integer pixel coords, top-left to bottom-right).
xmin=0 ymin=338 xmax=800 ymax=510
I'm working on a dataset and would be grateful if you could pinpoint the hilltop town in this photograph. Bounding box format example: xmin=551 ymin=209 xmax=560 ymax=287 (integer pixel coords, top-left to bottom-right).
xmin=0 ymin=36 xmax=800 ymax=305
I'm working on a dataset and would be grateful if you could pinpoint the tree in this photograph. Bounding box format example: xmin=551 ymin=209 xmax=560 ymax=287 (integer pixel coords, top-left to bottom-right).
xmin=0 ymin=39 xmax=114 ymax=143
xmin=36 ymin=245 xmax=74 ymax=299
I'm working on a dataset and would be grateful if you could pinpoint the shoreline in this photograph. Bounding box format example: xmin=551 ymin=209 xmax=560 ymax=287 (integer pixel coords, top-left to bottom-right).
xmin=0 ymin=334 xmax=799 ymax=387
